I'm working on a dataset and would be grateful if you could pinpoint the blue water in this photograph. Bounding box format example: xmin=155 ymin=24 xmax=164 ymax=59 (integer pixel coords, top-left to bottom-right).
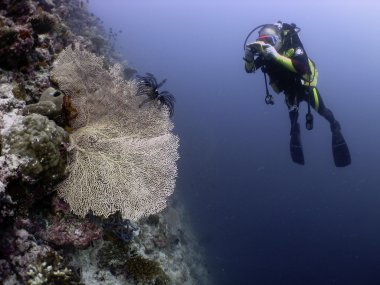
xmin=89 ymin=1 xmax=380 ymax=284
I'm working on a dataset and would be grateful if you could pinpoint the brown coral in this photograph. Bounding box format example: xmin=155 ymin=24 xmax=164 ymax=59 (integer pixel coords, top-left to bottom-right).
xmin=126 ymin=255 xmax=167 ymax=283
xmin=0 ymin=25 xmax=34 ymax=69
xmin=28 ymin=11 xmax=57 ymax=34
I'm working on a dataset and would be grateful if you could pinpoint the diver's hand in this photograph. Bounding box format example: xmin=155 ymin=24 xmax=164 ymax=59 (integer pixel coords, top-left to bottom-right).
xmin=262 ymin=44 xmax=280 ymax=60
xmin=244 ymin=47 xmax=254 ymax=63
xmin=247 ymin=41 xmax=266 ymax=54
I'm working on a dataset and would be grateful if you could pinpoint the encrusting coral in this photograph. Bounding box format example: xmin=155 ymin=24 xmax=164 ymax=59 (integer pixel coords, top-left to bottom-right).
xmin=98 ymin=241 xmax=169 ymax=285
xmin=1 ymin=83 xmax=26 ymax=187
xmin=28 ymin=11 xmax=58 ymax=34
xmin=51 ymin=44 xmax=180 ymax=221
xmin=97 ymin=241 xmax=130 ymax=275
xmin=37 ymin=214 xmax=102 ymax=249
xmin=2 ymin=113 xmax=69 ymax=183
xmin=0 ymin=221 xmax=73 ymax=284
xmin=26 ymin=251 xmax=84 ymax=285
xmin=0 ymin=25 xmax=35 ymax=70
xmin=126 ymin=255 xmax=169 ymax=284
xmin=22 ymin=87 xmax=65 ymax=124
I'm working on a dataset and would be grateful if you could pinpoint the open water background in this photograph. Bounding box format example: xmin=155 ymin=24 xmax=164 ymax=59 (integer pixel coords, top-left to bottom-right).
xmin=89 ymin=1 xmax=380 ymax=284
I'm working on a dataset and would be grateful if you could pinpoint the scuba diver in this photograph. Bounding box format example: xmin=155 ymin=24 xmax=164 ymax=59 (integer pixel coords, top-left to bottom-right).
xmin=243 ymin=21 xmax=351 ymax=167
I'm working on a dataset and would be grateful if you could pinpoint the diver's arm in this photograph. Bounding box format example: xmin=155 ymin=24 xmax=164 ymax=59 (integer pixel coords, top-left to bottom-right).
xmin=275 ymin=55 xmax=297 ymax=73
xmin=263 ymin=44 xmax=309 ymax=75
xmin=288 ymin=47 xmax=310 ymax=75
xmin=263 ymin=44 xmax=297 ymax=73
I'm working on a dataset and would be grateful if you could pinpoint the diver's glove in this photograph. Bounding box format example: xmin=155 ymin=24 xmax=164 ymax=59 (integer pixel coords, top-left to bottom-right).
xmin=243 ymin=47 xmax=254 ymax=63
xmin=244 ymin=48 xmax=255 ymax=73
xmin=262 ymin=44 xmax=279 ymax=59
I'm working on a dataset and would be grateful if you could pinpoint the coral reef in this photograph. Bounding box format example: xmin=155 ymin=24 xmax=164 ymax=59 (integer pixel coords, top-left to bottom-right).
xmin=97 ymin=241 xmax=130 ymax=275
xmin=0 ymin=83 xmax=26 ymax=188
xmin=0 ymin=83 xmax=25 ymax=115
xmin=1 ymin=0 xmax=36 ymax=18
xmin=133 ymin=202 xmax=211 ymax=284
xmin=0 ymin=188 xmax=15 ymax=225
xmin=0 ymin=25 xmax=35 ymax=70
xmin=103 ymin=211 xmax=137 ymax=243
xmin=76 ymin=200 xmax=211 ymax=285
xmin=26 ymin=251 xmax=83 ymax=285
xmin=2 ymin=113 xmax=69 ymax=184
xmin=26 ymin=195 xmax=103 ymax=250
xmin=126 ymin=255 xmax=168 ymax=284
xmin=0 ymin=223 xmax=61 ymax=284
xmin=0 ymin=0 xmax=128 ymax=103
xmin=0 ymin=1 xmax=209 ymax=284
xmin=0 ymin=201 xmax=101 ymax=284
xmin=29 ymin=11 xmax=58 ymax=34
xmin=37 ymin=214 xmax=102 ymax=249
xmin=146 ymin=214 xmax=160 ymax=227
xmin=22 ymin=87 xmax=65 ymax=124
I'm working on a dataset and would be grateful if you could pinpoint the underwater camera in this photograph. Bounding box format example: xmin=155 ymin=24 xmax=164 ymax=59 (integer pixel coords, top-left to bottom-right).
xmin=247 ymin=42 xmax=265 ymax=56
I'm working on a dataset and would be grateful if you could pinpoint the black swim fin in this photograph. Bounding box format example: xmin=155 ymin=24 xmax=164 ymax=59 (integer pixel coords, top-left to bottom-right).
xmin=332 ymin=130 xmax=351 ymax=167
xmin=290 ymin=133 xmax=305 ymax=165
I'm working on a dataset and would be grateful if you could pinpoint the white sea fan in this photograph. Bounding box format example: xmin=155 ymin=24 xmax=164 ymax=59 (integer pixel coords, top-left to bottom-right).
xmin=52 ymin=44 xmax=179 ymax=220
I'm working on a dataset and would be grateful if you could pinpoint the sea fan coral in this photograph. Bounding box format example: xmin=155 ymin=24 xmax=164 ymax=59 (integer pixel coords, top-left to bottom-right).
xmin=51 ymin=44 xmax=179 ymax=221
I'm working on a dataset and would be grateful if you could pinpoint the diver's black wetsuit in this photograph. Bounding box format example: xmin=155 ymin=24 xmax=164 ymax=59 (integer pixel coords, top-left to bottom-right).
xmin=244 ymin=23 xmax=350 ymax=166
xmin=249 ymin=44 xmax=337 ymax=135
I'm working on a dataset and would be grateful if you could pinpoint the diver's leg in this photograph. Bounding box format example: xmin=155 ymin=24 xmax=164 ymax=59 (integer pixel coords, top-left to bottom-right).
xmin=286 ymin=94 xmax=304 ymax=165
xmin=309 ymin=87 xmax=351 ymax=166
xmin=308 ymin=87 xmax=340 ymax=132
xmin=286 ymin=93 xmax=301 ymax=135
xmin=289 ymin=108 xmax=300 ymax=135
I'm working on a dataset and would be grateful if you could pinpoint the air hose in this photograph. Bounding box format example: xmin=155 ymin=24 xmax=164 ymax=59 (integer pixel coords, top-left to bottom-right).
xmin=243 ymin=24 xmax=266 ymax=50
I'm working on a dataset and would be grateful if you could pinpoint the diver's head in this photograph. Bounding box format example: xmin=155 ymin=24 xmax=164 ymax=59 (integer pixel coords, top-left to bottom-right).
xmin=258 ymin=24 xmax=283 ymax=51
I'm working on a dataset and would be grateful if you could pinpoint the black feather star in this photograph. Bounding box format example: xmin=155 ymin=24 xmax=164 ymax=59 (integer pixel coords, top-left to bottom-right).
xmin=135 ymin=73 xmax=176 ymax=117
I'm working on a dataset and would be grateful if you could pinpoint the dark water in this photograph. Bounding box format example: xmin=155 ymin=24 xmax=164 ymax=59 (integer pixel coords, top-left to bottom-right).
xmin=90 ymin=1 xmax=380 ymax=284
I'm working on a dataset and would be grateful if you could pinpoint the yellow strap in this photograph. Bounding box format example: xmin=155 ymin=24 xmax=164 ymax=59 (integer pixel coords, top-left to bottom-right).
xmin=312 ymin=87 xmax=319 ymax=111
xmin=302 ymin=59 xmax=318 ymax=87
